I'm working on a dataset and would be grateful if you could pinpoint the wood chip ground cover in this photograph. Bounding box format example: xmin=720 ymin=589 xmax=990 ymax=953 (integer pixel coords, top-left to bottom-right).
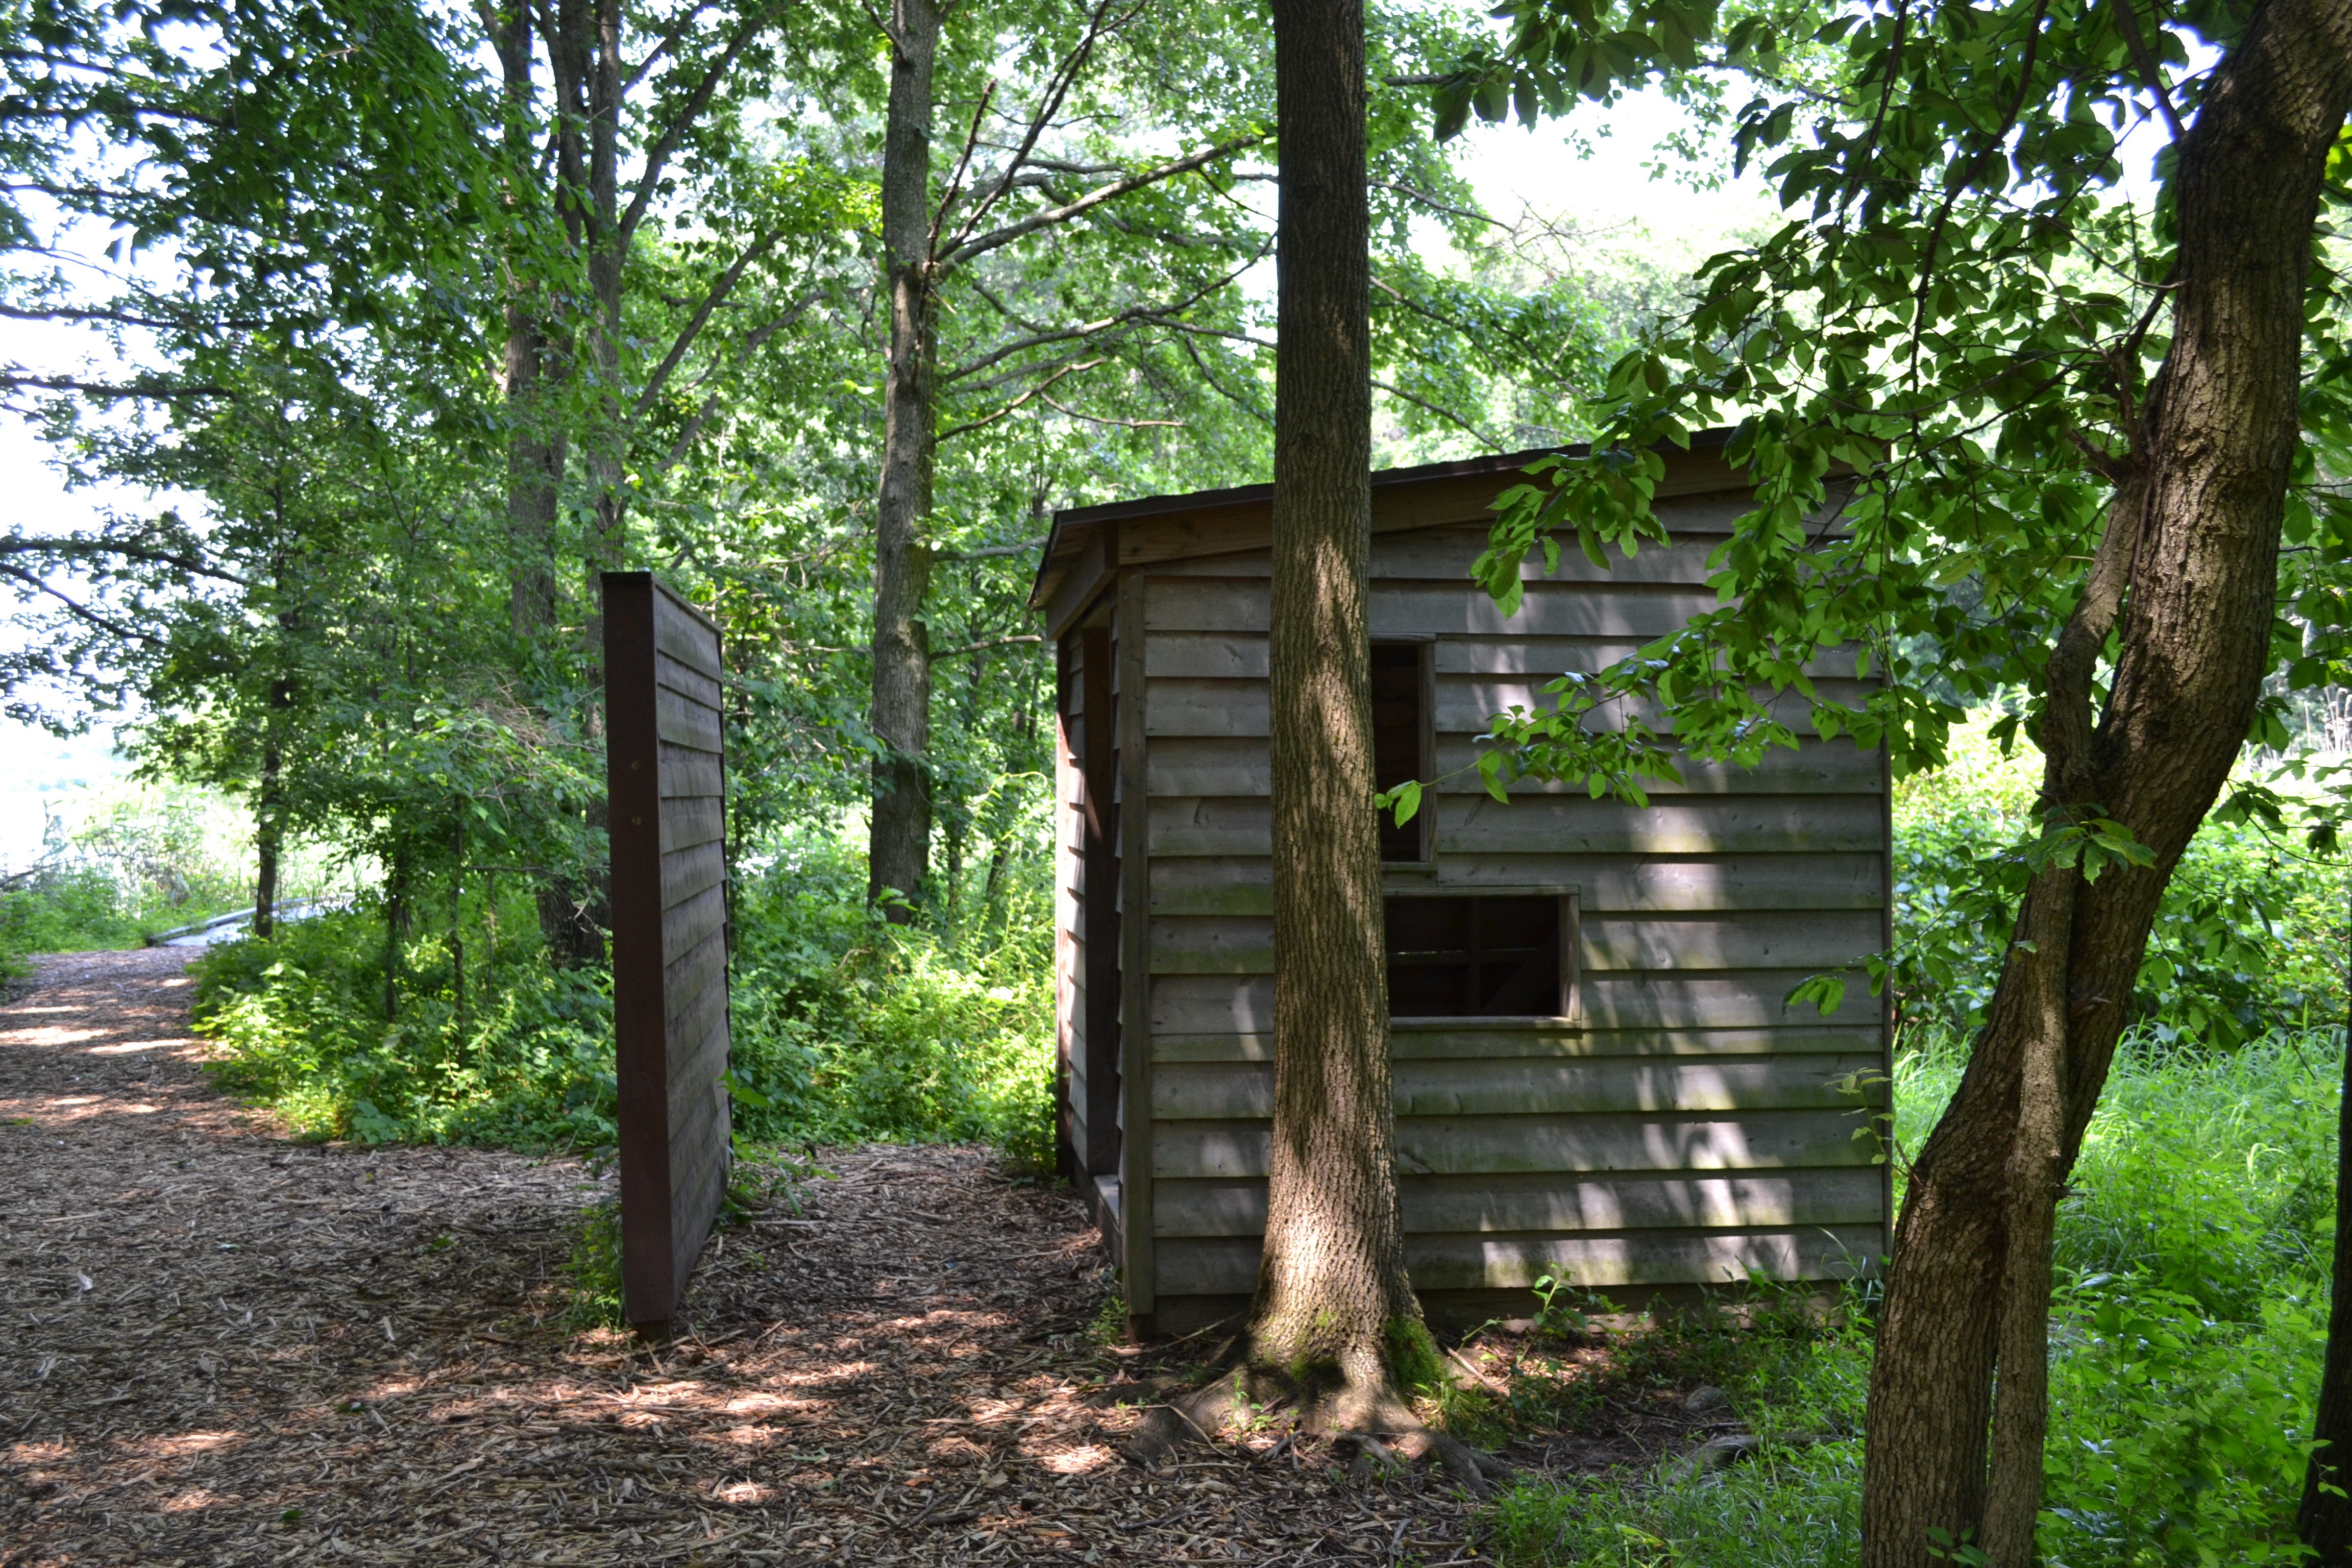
xmin=2 ymin=950 xmax=1727 ymax=1566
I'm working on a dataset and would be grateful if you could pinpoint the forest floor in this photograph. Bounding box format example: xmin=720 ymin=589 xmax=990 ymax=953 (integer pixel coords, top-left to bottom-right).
xmin=2 ymin=950 xmax=1716 ymax=1567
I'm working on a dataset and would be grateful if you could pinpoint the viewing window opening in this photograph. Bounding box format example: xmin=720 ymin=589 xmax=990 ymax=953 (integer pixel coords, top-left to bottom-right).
xmin=1385 ymin=894 xmax=1575 ymax=1018
xmin=1371 ymin=640 xmax=1430 ymax=863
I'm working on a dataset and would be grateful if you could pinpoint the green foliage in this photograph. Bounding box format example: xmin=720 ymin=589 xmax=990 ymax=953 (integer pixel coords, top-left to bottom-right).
xmin=1493 ymin=1033 xmax=2345 ymax=1567
xmin=0 ymin=779 xmax=272 ymax=967
xmin=726 ymin=821 xmax=1058 ymax=1169
xmin=191 ymin=905 xmax=620 ymax=1148
xmin=188 ymin=813 xmax=1059 ymax=1169
xmin=567 ymin=1197 xmax=625 ymax=1329
xmin=1891 ymin=717 xmax=2348 ymax=1047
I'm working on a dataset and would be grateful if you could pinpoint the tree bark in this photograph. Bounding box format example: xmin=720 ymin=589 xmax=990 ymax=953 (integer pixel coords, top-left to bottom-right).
xmin=254 ymin=733 xmax=281 ymax=942
xmin=1241 ymin=0 xmax=1420 ymax=1429
xmin=382 ymin=847 xmax=410 ymax=1024
xmin=867 ymin=0 xmax=941 ymax=919
xmin=2300 ymin=883 xmax=2352 ymax=1563
xmin=1861 ymin=7 xmax=2352 ymax=1564
xmin=494 ymin=0 xmax=563 ymax=642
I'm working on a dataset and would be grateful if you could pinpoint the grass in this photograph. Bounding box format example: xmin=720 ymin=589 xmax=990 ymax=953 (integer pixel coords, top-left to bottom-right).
xmin=1480 ymin=1028 xmax=2342 ymax=1568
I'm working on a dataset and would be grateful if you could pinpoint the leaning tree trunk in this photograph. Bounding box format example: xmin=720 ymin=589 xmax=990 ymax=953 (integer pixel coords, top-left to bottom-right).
xmin=866 ymin=0 xmax=941 ymax=919
xmin=2301 ymin=941 xmax=2352 ymax=1563
xmin=1862 ymin=7 xmax=2352 ymax=1564
xmin=1243 ymin=0 xmax=1421 ymax=1429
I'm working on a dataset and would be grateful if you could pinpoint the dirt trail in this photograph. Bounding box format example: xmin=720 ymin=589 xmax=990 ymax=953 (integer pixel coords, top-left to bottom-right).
xmin=0 ymin=950 xmax=1486 ymax=1567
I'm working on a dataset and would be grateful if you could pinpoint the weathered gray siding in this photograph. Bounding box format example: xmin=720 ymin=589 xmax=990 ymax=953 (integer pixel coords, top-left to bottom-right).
xmin=1124 ymin=497 xmax=1891 ymax=1327
xmin=1054 ymin=637 xmax=1088 ymax=1187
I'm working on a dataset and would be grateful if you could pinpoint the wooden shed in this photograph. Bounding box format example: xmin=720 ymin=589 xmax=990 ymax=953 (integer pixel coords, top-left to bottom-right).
xmin=1031 ymin=433 xmax=1893 ymax=1336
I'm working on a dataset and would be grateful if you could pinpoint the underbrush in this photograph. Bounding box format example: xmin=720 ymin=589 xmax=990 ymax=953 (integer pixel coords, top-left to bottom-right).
xmin=192 ymin=906 xmax=621 ymax=1147
xmin=1483 ymin=1030 xmax=2342 ymax=1567
xmin=724 ymin=824 xmax=1055 ymax=1171
xmin=188 ymin=820 xmax=1056 ymax=1170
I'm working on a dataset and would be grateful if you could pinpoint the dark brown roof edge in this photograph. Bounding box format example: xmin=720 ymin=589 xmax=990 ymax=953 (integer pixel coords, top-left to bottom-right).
xmin=1027 ymin=427 xmax=1737 ymax=612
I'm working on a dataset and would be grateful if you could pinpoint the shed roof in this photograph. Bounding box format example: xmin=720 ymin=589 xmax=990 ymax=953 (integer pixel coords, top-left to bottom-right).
xmin=1026 ymin=429 xmax=1744 ymax=631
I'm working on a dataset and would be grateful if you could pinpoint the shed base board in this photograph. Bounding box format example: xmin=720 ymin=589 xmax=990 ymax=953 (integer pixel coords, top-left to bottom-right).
xmin=1144 ymin=1280 xmax=1868 ymax=1340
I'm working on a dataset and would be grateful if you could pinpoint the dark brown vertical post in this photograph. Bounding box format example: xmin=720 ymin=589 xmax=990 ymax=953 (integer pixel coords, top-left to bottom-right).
xmin=604 ymin=570 xmax=732 ymax=1332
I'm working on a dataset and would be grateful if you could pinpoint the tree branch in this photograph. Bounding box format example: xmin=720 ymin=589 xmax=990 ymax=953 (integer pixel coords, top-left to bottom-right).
xmin=932 ymin=632 xmax=1043 ymax=659
xmin=625 ymin=0 xmax=719 ymax=94
xmin=940 ymin=132 xmax=1267 ymax=270
xmin=628 ymin=239 xmax=799 ymax=420
xmin=942 ymin=0 xmax=1130 ymax=251
xmin=2110 ymin=0 xmax=2188 ymax=143
xmin=937 ymin=357 xmax=1106 ymax=439
xmin=617 ymin=4 xmax=772 ymax=247
xmin=936 ymin=535 xmax=1048 ymax=562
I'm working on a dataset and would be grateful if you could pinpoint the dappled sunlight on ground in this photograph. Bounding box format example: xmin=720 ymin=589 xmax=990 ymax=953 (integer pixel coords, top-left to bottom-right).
xmin=2 ymin=950 xmax=1502 ymax=1565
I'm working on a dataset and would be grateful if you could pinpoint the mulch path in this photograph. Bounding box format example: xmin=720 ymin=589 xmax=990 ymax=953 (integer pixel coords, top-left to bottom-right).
xmin=1 ymin=949 xmax=1735 ymax=1567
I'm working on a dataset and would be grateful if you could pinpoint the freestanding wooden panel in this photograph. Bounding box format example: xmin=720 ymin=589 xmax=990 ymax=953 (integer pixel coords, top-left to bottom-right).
xmin=604 ymin=571 xmax=732 ymax=1330
xmin=1033 ymin=436 xmax=1895 ymax=1335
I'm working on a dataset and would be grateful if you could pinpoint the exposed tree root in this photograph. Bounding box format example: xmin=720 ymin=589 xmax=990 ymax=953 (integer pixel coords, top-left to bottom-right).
xmin=1119 ymin=1362 xmax=1515 ymax=1499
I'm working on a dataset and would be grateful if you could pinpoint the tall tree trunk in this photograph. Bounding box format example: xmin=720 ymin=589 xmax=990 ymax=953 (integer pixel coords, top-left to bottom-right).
xmin=867 ymin=0 xmax=940 ymax=919
xmin=383 ymin=847 xmax=410 ymax=1024
xmin=1242 ymin=0 xmax=1419 ymax=1429
xmin=494 ymin=0 xmax=562 ymax=640
xmin=253 ymin=731 xmax=281 ymax=942
xmin=1861 ymin=8 xmax=2352 ymax=1564
xmin=581 ymin=0 xmax=628 ymax=566
xmin=2300 ymin=877 xmax=2352 ymax=1563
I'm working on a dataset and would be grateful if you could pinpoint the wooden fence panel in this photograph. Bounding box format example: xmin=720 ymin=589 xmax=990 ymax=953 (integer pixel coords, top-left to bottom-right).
xmin=605 ymin=571 xmax=732 ymax=1331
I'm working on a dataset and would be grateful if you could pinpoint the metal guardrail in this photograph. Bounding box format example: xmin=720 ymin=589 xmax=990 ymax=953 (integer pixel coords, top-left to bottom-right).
xmin=145 ymin=898 xmax=341 ymax=947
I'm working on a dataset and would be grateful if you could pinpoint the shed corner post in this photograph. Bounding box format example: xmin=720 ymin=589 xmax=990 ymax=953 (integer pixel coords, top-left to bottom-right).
xmin=1116 ymin=568 xmax=1156 ymax=1340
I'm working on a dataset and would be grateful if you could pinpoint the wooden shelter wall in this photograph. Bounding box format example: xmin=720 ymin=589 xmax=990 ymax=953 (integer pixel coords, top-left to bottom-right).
xmin=605 ymin=573 xmax=732 ymax=1330
xmin=1110 ymin=505 xmax=1892 ymax=1324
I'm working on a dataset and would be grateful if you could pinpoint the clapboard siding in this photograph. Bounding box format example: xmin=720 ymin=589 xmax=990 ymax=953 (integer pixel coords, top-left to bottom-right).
xmin=1144 ymin=733 xmax=1882 ymax=797
xmin=1154 ymin=1023 xmax=1886 ymax=1063
xmin=1038 ymin=440 xmax=1893 ymax=1321
xmin=1147 ymin=793 xmax=1885 ymax=857
xmin=660 ymin=839 xmax=725 ymax=912
xmin=1157 ymin=1226 xmax=1880 ymax=1294
xmin=1147 ymin=909 xmax=1880 ymax=976
xmin=654 ymin=649 xmax=722 ymax=708
xmin=605 ymin=573 xmax=731 ymax=1330
xmin=1156 ymin=1108 xmax=1879 ymax=1180
xmin=1145 ymin=631 xmax=1863 ymax=681
xmin=1433 ymin=678 xmax=1871 ymax=736
xmin=1435 ymin=637 xmax=1864 ymax=678
xmin=1149 ymin=852 xmax=1886 ymax=916
xmin=1435 ymin=794 xmax=1886 ymax=856
xmin=655 ymin=684 xmax=722 ymax=752
xmin=658 ymin=742 xmax=723 ymax=799
xmin=1155 ymin=1167 xmax=1889 ymax=1237
xmin=1152 ymin=1055 xmax=1885 ymax=1120
xmin=659 ymin=796 xmax=725 ymax=855
xmin=1149 ymin=968 xmax=1876 ymax=1037
xmin=1147 ymin=577 xmax=1725 ymax=639
xmin=1145 ymin=678 xmax=1267 ymax=738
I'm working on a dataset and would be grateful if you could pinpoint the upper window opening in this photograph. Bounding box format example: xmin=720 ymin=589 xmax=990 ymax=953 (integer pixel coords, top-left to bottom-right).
xmin=1371 ymin=641 xmax=1428 ymax=863
xmin=1385 ymin=894 xmax=1570 ymax=1018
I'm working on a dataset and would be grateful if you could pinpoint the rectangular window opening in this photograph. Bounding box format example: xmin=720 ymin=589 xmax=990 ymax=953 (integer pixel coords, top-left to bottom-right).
xmin=1385 ymin=893 xmax=1576 ymax=1019
xmin=1371 ymin=640 xmax=1429 ymax=863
